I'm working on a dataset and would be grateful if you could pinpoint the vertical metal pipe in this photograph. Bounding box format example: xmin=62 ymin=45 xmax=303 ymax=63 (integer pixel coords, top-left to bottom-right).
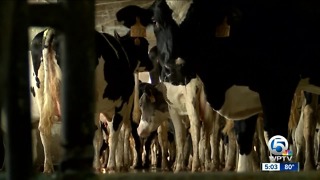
xmin=58 ymin=0 xmax=96 ymax=173
xmin=1 ymin=0 xmax=33 ymax=179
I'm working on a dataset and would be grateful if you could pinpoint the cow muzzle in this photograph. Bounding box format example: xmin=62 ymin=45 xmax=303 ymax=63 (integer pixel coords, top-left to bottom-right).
xmin=137 ymin=120 xmax=151 ymax=138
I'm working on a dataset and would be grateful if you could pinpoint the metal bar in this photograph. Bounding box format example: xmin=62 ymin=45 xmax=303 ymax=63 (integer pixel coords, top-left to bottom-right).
xmin=58 ymin=0 xmax=96 ymax=174
xmin=28 ymin=4 xmax=64 ymax=29
xmin=1 ymin=0 xmax=34 ymax=179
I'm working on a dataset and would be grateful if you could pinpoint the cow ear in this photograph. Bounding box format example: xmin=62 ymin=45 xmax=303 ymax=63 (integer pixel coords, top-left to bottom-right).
xmin=114 ymin=30 xmax=121 ymax=40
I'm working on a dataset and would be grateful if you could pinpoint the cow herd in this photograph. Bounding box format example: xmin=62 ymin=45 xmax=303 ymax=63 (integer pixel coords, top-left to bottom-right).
xmin=1 ymin=0 xmax=320 ymax=174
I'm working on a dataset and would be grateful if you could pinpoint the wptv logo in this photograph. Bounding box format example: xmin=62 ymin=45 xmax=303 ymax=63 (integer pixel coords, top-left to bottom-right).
xmin=261 ymin=135 xmax=299 ymax=172
xmin=268 ymin=135 xmax=293 ymax=162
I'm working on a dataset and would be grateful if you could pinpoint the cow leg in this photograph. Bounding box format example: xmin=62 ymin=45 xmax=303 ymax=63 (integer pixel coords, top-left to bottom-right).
xmin=168 ymin=132 xmax=176 ymax=168
xmin=93 ymin=114 xmax=104 ymax=172
xmin=224 ymin=127 xmax=237 ymax=171
xmin=303 ymin=93 xmax=317 ymax=170
xmin=202 ymin=109 xmax=215 ymax=172
xmin=256 ymin=114 xmax=268 ymax=164
xmin=143 ymin=131 xmax=157 ymax=169
xmin=150 ymin=137 xmax=159 ymax=168
xmin=198 ymin=125 xmax=205 ymax=171
xmin=199 ymin=123 xmax=209 ymax=171
xmin=220 ymin=137 xmax=226 ymax=170
xmin=294 ymin=108 xmax=305 ymax=166
xmin=38 ymin=118 xmax=54 ymax=173
xmin=116 ymin=126 xmax=124 ymax=171
xmin=186 ymin=107 xmax=201 ymax=172
xmin=169 ymin=108 xmax=186 ymax=172
xmin=123 ymin=119 xmax=132 ymax=171
xmin=106 ymin=113 xmax=123 ymax=172
xmin=234 ymin=115 xmax=258 ymax=172
xmin=210 ymin=112 xmax=222 ymax=171
xmin=157 ymin=121 xmax=169 ymax=171
xmin=131 ymin=121 xmax=143 ymax=169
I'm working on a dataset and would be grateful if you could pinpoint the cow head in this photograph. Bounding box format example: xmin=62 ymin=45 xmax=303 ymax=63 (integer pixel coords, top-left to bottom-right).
xmin=137 ymin=83 xmax=168 ymax=138
xmin=114 ymin=30 xmax=153 ymax=73
xmin=117 ymin=0 xmax=198 ymax=85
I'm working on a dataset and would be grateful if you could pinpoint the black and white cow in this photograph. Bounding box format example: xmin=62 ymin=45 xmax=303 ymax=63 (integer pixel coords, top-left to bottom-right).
xmin=117 ymin=0 xmax=320 ymax=171
xmin=118 ymin=4 xmax=212 ymax=172
xmin=29 ymin=28 xmax=153 ymax=173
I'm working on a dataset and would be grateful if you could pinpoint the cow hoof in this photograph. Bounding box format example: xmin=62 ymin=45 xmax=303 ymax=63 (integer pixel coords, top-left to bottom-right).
xmin=316 ymin=163 xmax=320 ymax=170
xmin=43 ymin=165 xmax=54 ymax=174
xmin=132 ymin=164 xmax=143 ymax=170
xmin=119 ymin=166 xmax=129 ymax=172
xmin=174 ymin=165 xmax=184 ymax=173
xmin=303 ymin=163 xmax=316 ymax=171
xmin=106 ymin=167 xmax=116 ymax=173
xmin=210 ymin=164 xmax=219 ymax=172
xmin=100 ymin=168 xmax=107 ymax=174
xmin=161 ymin=164 xmax=170 ymax=171
xmin=223 ymin=166 xmax=234 ymax=172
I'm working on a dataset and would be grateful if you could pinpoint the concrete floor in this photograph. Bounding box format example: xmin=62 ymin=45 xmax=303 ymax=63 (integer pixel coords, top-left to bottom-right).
xmin=1 ymin=171 xmax=320 ymax=180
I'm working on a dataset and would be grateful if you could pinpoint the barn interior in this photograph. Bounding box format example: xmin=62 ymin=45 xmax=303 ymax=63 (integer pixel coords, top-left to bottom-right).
xmin=0 ymin=0 xmax=320 ymax=179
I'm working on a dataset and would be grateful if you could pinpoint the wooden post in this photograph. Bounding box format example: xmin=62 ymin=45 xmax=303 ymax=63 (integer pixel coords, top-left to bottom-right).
xmin=1 ymin=0 xmax=96 ymax=178
xmin=58 ymin=0 xmax=96 ymax=174
xmin=0 ymin=1 xmax=34 ymax=179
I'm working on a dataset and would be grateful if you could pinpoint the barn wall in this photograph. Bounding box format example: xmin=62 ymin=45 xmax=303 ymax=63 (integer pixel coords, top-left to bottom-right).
xmin=28 ymin=0 xmax=156 ymax=47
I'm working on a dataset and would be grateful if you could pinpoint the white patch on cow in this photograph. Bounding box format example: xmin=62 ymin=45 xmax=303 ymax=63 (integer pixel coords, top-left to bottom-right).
xmin=95 ymin=57 xmax=123 ymax=120
xmin=161 ymin=78 xmax=201 ymax=116
xmin=166 ymin=0 xmax=193 ymax=25
xmin=216 ymin=85 xmax=262 ymax=121
xmin=138 ymin=109 xmax=170 ymax=137
xmin=296 ymin=78 xmax=320 ymax=95
xmin=237 ymin=152 xmax=254 ymax=172
xmin=137 ymin=120 xmax=150 ymax=138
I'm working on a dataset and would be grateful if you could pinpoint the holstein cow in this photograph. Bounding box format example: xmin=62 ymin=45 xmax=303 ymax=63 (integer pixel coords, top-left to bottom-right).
xmin=29 ymin=27 xmax=152 ymax=173
xmin=119 ymin=7 xmax=212 ymax=173
xmin=117 ymin=0 xmax=320 ymax=172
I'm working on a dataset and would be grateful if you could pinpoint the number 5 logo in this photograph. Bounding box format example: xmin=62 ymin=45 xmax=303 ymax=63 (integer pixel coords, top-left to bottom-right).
xmin=268 ymin=135 xmax=288 ymax=156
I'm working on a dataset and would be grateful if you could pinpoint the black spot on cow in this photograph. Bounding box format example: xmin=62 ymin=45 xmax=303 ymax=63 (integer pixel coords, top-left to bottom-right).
xmin=30 ymin=30 xmax=44 ymax=80
xmin=36 ymin=77 xmax=40 ymax=89
xmin=95 ymin=31 xmax=152 ymax=103
xmin=30 ymin=86 xmax=35 ymax=97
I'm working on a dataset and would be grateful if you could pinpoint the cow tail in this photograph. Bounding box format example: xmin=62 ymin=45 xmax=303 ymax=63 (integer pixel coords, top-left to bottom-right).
xmin=41 ymin=28 xmax=61 ymax=134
